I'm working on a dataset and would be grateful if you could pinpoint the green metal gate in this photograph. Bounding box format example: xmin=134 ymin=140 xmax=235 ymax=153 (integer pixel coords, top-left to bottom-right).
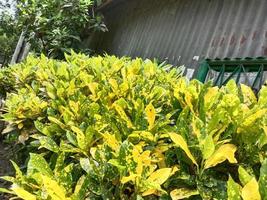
xmin=196 ymin=57 xmax=267 ymax=90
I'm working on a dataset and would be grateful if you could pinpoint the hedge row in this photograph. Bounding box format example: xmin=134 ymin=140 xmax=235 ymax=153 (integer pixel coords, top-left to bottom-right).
xmin=0 ymin=52 xmax=267 ymax=199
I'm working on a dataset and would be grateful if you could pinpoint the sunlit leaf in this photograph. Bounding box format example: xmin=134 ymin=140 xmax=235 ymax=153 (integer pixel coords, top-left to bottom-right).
xmin=241 ymin=178 xmax=261 ymax=200
xmin=168 ymin=132 xmax=198 ymax=166
xmin=12 ymin=186 xmax=36 ymax=200
xmin=27 ymin=153 xmax=53 ymax=177
xmin=241 ymin=84 xmax=257 ymax=106
xmin=41 ymin=175 xmax=69 ymax=200
xmin=147 ymin=168 xmax=172 ymax=185
xmin=204 ymin=144 xmax=237 ymax=169
xmin=113 ymin=103 xmax=133 ymax=128
xmin=145 ymin=103 xmax=156 ymax=130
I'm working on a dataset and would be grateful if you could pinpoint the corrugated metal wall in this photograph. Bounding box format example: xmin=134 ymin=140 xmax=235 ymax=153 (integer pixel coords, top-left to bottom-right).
xmin=92 ymin=0 xmax=267 ymax=69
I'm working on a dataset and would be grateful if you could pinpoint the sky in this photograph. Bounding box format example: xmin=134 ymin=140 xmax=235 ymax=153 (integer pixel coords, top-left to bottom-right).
xmin=0 ymin=0 xmax=16 ymax=16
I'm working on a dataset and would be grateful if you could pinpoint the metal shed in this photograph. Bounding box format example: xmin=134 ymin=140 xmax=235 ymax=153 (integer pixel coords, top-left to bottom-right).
xmin=90 ymin=0 xmax=267 ymax=78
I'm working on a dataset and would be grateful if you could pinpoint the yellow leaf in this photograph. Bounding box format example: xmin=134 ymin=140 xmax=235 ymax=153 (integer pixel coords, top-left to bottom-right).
xmin=153 ymin=149 xmax=167 ymax=168
xmin=88 ymin=82 xmax=98 ymax=97
xmin=130 ymin=131 xmax=155 ymax=142
xmin=136 ymin=150 xmax=151 ymax=175
xmin=192 ymin=117 xmax=203 ymax=139
xmin=204 ymin=144 xmax=237 ymax=169
xmin=42 ymin=175 xmax=68 ymax=200
xmin=67 ymin=79 xmax=76 ymax=96
xmin=263 ymin=126 xmax=267 ymax=137
xmin=71 ymin=126 xmax=86 ymax=150
xmin=241 ymin=178 xmax=261 ymax=200
xmin=119 ymin=81 xmax=129 ymax=93
xmin=136 ymin=159 xmax=143 ymax=175
xmin=142 ymin=168 xmax=177 ymax=197
xmin=73 ymin=175 xmax=85 ymax=196
xmin=90 ymin=147 xmax=97 ymax=159
xmin=242 ymin=109 xmax=267 ymax=127
xmin=241 ymin=84 xmax=257 ymax=106
xmin=147 ymin=168 xmax=172 ymax=185
xmin=71 ymin=126 xmax=84 ymax=136
xmin=142 ymin=189 xmax=158 ymax=196
xmin=109 ymin=78 xmax=119 ymax=93
xmin=140 ymin=150 xmax=151 ymax=165
xmin=12 ymin=186 xmax=36 ymax=200
xmin=114 ymin=103 xmax=133 ymax=128
xmin=48 ymin=117 xmax=65 ymax=129
xmin=170 ymin=166 xmax=179 ymax=176
xmin=69 ymin=100 xmax=79 ymax=114
xmin=204 ymin=87 xmax=219 ymax=110
xmin=145 ymin=103 xmax=156 ymax=130
xmin=121 ymin=174 xmax=137 ymax=184
xmin=18 ymin=123 xmax=24 ymax=130
xmin=168 ymin=132 xmax=198 ymax=166
xmin=102 ymin=133 xmax=119 ymax=151
xmin=184 ymin=92 xmax=194 ymax=112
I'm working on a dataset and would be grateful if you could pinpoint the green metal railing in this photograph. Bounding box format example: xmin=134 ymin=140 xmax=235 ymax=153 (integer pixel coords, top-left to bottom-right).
xmin=196 ymin=57 xmax=267 ymax=90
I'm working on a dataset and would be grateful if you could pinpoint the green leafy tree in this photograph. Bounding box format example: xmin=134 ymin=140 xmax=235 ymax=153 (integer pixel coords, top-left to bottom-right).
xmin=17 ymin=0 xmax=107 ymax=58
xmin=0 ymin=13 xmax=20 ymax=67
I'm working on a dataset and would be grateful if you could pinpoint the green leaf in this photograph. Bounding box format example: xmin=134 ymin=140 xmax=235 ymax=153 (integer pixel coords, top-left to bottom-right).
xmin=0 ymin=188 xmax=14 ymax=194
xmin=259 ymin=159 xmax=267 ymax=199
xmin=0 ymin=176 xmax=15 ymax=183
xmin=80 ymin=158 xmax=90 ymax=173
xmin=71 ymin=126 xmax=87 ymax=150
xmin=238 ymin=166 xmax=253 ymax=187
xmin=32 ymin=135 xmax=59 ymax=153
xmin=108 ymin=159 xmax=126 ymax=171
xmin=48 ymin=116 xmax=66 ymax=129
xmin=10 ymin=160 xmax=23 ymax=179
xmin=202 ymin=135 xmax=215 ymax=159
xmin=34 ymin=120 xmax=47 ymax=135
xmin=72 ymin=174 xmax=92 ymax=200
xmin=27 ymin=153 xmax=53 ymax=177
xmin=170 ymin=188 xmax=199 ymax=200
xmin=227 ymin=176 xmax=241 ymax=200
xmin=258 ymin=85 xmax=267 ymax=106
xmin=66 ymin=131 xmax=78 ymax=146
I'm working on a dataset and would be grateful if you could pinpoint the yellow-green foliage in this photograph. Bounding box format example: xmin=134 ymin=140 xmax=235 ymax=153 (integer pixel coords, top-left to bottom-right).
xmin=0 ymin=52 xmax=267 ymax=199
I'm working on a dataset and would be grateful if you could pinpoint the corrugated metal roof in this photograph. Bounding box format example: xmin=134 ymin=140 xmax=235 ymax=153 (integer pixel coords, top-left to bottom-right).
xmin=92 ymin=0 xmax=267 ymax=69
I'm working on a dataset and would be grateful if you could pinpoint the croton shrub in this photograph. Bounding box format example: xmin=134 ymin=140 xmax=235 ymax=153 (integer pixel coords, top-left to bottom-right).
xmin=0 ymin=52 xmax=267 ymax=200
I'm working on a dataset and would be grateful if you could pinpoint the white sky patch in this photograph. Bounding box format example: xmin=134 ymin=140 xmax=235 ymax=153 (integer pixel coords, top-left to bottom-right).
xmin=0 ymin=0 xmax=16 ymax=16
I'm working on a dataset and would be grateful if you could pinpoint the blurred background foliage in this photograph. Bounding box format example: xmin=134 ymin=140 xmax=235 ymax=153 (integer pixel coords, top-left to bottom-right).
xmin=0 ymin=0 xmax=107 ymax=66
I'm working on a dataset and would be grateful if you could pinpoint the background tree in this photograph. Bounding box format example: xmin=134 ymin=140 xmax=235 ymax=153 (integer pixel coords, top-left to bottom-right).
xmin=0 ymin=0 xmax=20 ymax=67
xmin=17 ymin=0 xmax=107 ymax=59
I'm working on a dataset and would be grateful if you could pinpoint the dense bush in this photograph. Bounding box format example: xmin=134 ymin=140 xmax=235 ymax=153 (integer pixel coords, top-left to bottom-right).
xmin=0 ymin=52 xmax=267 ymax=199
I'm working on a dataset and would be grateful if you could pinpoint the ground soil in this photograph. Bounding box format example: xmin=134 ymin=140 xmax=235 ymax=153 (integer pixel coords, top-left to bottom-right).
xmin=0 ymin=140 xmax=13 ymax=200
